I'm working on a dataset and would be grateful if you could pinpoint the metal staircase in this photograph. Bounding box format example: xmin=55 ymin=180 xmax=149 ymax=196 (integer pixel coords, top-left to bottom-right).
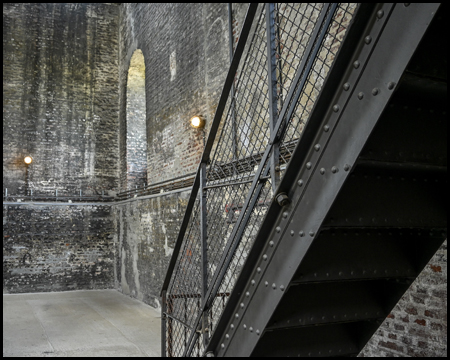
xmin=161 ymin=3 xmax=446 ymax=357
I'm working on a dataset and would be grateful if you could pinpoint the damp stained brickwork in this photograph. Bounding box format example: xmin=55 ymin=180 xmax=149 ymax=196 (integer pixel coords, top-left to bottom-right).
xmin=3 ymin=3 xmax=119 ymax=293
xmin=113 ymin=191 xmax=190 ymax=308
xmin=3 ymin=204 xmax=114 ymax=293
xmin=3 ymin=3 xmax=119 ymax=197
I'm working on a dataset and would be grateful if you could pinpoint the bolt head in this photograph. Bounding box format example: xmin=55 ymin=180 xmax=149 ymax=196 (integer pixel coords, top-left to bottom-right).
xmin=306 ymin=162 xmax=312 ymax=169
xmin=314 ymin=144 xmax=320 ymax=151
xmin=343 ymin=83 xmax=350 ymax=91
xmin=323 ymin=125 xmax=330 ymax=132
xmin=331 ymin=166 xmax=338 ymax=173
xmin=358 ymin=92 xmax=364 ymax=100
xmin=387 ymin=82 xmax=395 ymax=90
xmin=364 ymin=35 xmax=372 ymax=44
xmin=320 ymin=168 xmax=325 ymax=175
xmin=372 ymin=88 xmax=379 ymax=96
xmin=310 ymin=230 xmax=315 ymax=237
xmin=299 ymin=231 xmax=305 ymax=237
xmin=333 ymin=104 xmax=340 ymax=112
xmin=297 ymin=179 xmax=304 ymax=186
xmin=344 ymin=164 xmax=351 ymax=171
xmin=277 ymin=193 xmax=290 ymax=207
xmin=377 ymin=9 xmax=384 ymax=18
xmin=353 ymin=60 xmax=360 ymax=69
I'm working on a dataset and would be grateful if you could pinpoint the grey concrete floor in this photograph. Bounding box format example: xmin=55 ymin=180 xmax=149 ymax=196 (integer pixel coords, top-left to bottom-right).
xmin=3 ymin=289 xmax=161 ymax=357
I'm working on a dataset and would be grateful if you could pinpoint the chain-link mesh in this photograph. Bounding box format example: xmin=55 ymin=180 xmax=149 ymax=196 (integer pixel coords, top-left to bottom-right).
xmin=164 ymin=3 xmax=357 ymax=356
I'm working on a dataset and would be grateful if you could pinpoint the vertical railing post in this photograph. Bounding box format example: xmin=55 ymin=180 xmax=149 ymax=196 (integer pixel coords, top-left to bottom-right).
xmin=161 ymin=290 xmax=167 ymax=357
xmin=200 ymin=162 xmax=209 ymax=347
xmin=266 ymin=3 xmax=280 ymax=192
xmin=228 ymin=3 xmax=239 ymax=165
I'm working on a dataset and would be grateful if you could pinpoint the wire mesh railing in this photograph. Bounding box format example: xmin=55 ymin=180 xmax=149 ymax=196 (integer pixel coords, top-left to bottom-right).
xmin=161 ymin=3 xmax=357 ymax=357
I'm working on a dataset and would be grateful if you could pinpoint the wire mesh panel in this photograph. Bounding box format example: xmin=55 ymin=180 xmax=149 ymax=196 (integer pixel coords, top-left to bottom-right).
xmin=163 ymin=3 xmax=357 ymax=356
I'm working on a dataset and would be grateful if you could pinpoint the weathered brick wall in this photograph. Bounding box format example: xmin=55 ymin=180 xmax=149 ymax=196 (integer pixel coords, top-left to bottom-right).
xmin=3 ymin=204 xmax=115 ymax=293
xmin=3 ymin=3 xmax=119 ymax=293
xmin=359 ymin=241 xmax=447 ymax=357
xmin=112 ymin=191 xmax=190 ymax=308
xmin=3 ymin=3 xmax=119 ymax=197
xmin=118 ymin=3 xmax=231 ymax=190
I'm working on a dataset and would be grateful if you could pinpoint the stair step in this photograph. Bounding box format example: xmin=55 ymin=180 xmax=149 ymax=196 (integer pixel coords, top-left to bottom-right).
xmin=323 ymin=163 xmax=447 ymax=228
xmin=252 ymin=321 xmax=379 ymax=357
xmin=266 ymin=280 xmax=408 ymax=330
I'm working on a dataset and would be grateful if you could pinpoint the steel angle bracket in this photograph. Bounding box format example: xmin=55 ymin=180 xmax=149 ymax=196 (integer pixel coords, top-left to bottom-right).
xmin=208 ymin=3 xmax=441 ymax=357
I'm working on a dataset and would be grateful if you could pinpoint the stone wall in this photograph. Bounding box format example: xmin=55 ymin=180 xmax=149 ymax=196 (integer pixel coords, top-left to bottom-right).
xmin=3 ymin=203 xmax=114 ymax=293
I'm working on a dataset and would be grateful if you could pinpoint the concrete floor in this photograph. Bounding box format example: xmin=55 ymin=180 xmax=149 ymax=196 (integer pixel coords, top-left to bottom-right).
xmin=3 ymin=289 xmax=161 ymax=357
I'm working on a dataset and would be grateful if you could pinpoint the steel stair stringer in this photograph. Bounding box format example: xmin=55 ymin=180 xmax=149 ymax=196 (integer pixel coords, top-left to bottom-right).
xmin=207 ymin=3 xmax=445 ymax=357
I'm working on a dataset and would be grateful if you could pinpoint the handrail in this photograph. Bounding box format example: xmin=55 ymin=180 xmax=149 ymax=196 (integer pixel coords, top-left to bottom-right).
xmin=161 ymin=3 xmax=259 ymax=295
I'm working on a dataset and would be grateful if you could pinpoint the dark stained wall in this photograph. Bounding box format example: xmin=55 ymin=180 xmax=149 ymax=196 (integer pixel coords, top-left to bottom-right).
xmin=3 ymin=3 xmax=119 ymax=197
xmin=3 ymin=3 xmax=119 ymax=293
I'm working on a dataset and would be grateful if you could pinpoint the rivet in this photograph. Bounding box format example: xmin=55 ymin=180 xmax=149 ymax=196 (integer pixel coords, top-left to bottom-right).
xmin=243 ymin=324 xmax=246 ymax=329
xmin=314 ymin=144 xmax=321 ymax=151
xmin=249 ymin=327 xmax=253 ymax=332
xmin=309 ymin=230 xmax=315 ymax=237
xmin=333 ymin=104 xmax=340 ymax=112
xmin=263 ymin=254 xmax=268 ymax=261
xmin=276 ymin=226 xmax=281 ymax=233
xmin=235 ymin=313 xmax=239 ymax=319
xmin=221 ymin=344 xmax=225 ymax=349
xmin=251 ymin=280 xmax=255 ymax=285
xmin=290 ymin=230 xmax=295 ymax=236
xmin=372 ymin=87 xmax=379 ymax=96
xmin=257 ymin=267 xmax=261 ymax=273
xmin=256 ymin=329 xmax=260 ymax=335
xmin=230 ymin=324 xmax=234 ymax=329
xmin=297 ymin=179 xmax=304 ymax=186
xmin=377 ymin=9 xmax=384 ymax=18
xmin=320 ymin=168 xmax=325 ymax=175
xmin=358 ymin=92 xmax=364 ymax=100
xmin=387 ymin=82 xmax=395 ymax=90
xmin=245 ymin=292 xmax=250 ymax=297
xmin=331 ymin=166 xmax=338 ymax=173
xmin=225 ymin=334 xmax=229 ymax=339
xmin=344 ymin=164 xmax=350 ymax=171
xmin=323 ymin=125 xmax=330 ymax=132
xmin=343 ymin=83 xmax=350 ymax=91
xmin=404 ymin=3 xmax=410 ymax=7
xmin=299 ymin=231 xmax=305 ymax=237
xmin=353 ymin=60 xmax=360 ymax=69
xmin=240 ymin=303 xmax=245 ymax=308
xmin=283 ymin=212 xmax=288 ymax=218
xmin=364 ymin=36 xmax=372 ymax=44
xmin=265 ymin=281 xmax=269 ymax=287
xmin=280 ymin=285 xmax=285 ymax=291
xmin=272 ymin=283 xmax=277 ymax=289
xmin=269 ymin=241 xmax=274 ymax=247
xmin=306 ymin=162 xmax=312 ymax=169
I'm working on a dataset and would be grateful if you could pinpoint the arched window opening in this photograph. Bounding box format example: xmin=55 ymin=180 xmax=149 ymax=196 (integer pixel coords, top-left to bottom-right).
xmin=126 ymin=49 xmax=147 ymax=189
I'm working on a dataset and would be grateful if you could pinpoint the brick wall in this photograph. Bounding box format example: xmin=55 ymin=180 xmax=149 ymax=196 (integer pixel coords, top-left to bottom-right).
xmin=3 ymin=3 xmax=119 ymax=293
xmin=3 ymin=203 xmax=114 ymax=293
xmin=3 ymin=3 xmax=119 ymax=197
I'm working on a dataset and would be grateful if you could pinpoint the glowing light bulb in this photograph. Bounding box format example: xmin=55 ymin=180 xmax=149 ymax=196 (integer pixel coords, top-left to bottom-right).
xmin=24 ymin=156 xmax=33 ymax=165
xmin=190 ymin=116 xmax=205 ymax=129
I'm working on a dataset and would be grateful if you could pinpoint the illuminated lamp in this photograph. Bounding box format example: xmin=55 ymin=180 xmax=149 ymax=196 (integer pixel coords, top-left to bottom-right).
xmin=24 ymin=156 xmax=33 ymax=165
xmin=190 ymin=115 xmax=205 ymax=129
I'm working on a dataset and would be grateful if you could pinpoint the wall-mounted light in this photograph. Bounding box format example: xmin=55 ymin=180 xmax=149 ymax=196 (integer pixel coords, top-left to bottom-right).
xmin=190 ymin=115 xmax=205 ymax=129
xmin=24 ymin=156 xmax=33 ymax=165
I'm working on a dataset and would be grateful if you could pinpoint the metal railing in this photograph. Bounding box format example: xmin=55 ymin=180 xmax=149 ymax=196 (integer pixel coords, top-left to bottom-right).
xmin=161 ymin=3 xmax=357 ymax=356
